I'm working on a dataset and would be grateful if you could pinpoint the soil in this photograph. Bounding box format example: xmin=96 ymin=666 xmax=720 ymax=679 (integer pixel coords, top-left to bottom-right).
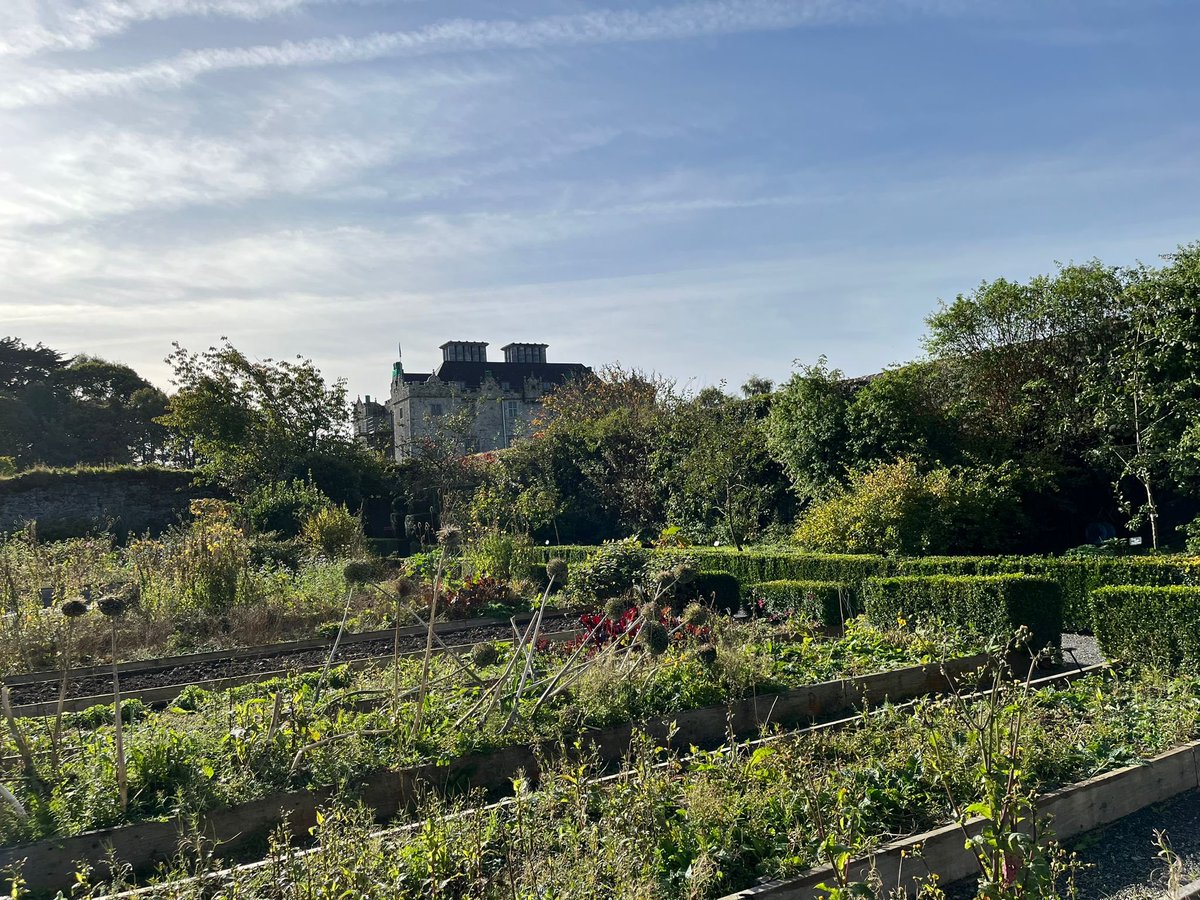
xmin=6 ymin=613 xmax=577 ymax=706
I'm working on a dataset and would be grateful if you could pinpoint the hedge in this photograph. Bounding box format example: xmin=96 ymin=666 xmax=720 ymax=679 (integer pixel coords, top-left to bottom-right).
xmin=751 ymin=580 xmax=854 ymax=627
xmin=1091 ymin=585 xmax=1200 ymax=673
xmin=862 ymin=574 xmax=1063 ymax=653
xmin=531 ymin=546 xmax=1200 ymax=633
xmin=681 ymin=571 xmax=741 ymax=615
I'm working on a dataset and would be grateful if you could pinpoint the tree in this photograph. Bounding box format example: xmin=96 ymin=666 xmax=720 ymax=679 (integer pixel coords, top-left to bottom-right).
xmin=658 ymin=386 xmax=778 ymax=550
xmin=1088 ymin=245 xmax=1200 ymax=548
xmin=844 ymin=364 xmax=962 ymax=470
xmin=534 ymin=365 xmax=672 ymax=534
xmin=764 ymin=357 xmax=851 ymax=504
xmin=923 ymin=261 xmax=1126 ymax=459
xmin=159 ymin=339 xmax=361 ymax=496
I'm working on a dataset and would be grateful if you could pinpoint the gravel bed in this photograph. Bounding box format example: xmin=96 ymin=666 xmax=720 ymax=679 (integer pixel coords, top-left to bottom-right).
xmin=7 ymin=614 xmax=576 ymax=706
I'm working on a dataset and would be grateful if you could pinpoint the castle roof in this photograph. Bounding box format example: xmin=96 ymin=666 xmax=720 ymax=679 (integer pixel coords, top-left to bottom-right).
xmin=429 ymin=360 xmax=590 ymax=391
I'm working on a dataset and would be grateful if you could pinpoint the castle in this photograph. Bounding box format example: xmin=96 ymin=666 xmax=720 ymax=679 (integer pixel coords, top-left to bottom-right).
xmin=353 ymin=340 xmax=591 ymax=461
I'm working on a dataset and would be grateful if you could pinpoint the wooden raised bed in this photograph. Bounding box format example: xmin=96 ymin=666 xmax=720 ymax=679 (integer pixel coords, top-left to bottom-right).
xmin=1 ymin=653 xmax=991 ymax=894
xmin=724 ymin=737 xmax=1200 ymax=899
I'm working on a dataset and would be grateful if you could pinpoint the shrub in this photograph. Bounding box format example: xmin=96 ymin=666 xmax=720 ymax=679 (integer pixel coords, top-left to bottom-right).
xmin=1091 ymin=585 xmax=1200 ymax=672
xmin=529 ymin=544 xmax=1200 ymax=634
xmin=464 ymin=530 xmax=538 ymax=581
xmin=680 ymin=571 xmax=740 ymax=615
xmin=792 ymin=458 xmax=1026 ymax=556
xmin=568 ymin=538 xmax=651 ymax=605
xmin=300 ymin=505 xmax=365 ymax=560
xmin=240 ymin=479 xmax=330 ymax=537
xmin=752 ymin=580 xmax=853 ymax=627
xmin=863 ymin=574 xmax=1062 ymax=653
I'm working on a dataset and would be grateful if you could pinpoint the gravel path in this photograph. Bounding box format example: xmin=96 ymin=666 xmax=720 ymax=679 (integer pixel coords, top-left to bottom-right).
xmin=1062 ymin=632 xmax=1105 ymax=670
xmin=6 ymin=614 xmax=576 ymax=705
xmin=946 ymin=790 xmax=1200 ymax=899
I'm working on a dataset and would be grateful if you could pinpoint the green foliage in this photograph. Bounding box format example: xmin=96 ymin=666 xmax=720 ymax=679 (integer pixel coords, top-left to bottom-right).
xmin=158 ymin=339 xmax=378 ymax=506
xmin=0 ymin=339 xmax=170 ymax=469
xmin=62 ymin=671 xmax=1200 ymax=899
xmin=792 ymin=458 xmax=1027 ymax=556
xmin=656 ymin=387 xmax=780 ymax=550
xmin=765 ymin=357 xmax=851 ymax=504
xmin=568 ymin=538 xmax=652 ymax=604
xmin=463 ymin=530 xmax=537 ymax=581
xmin=752 ymin=580 xmax=852 ymax=627
xmin=863 ymin=574 xmax=1063 ymax=653
xmin=1091 ymin=585 xmax=1200 ymax=672
xmin=300 ymin=504 xmax=366 ymax=560
xmin=534 ymin=543 xmax=1200 ymax=633
xmin=239 ymin=478 xmax=330 ymax=537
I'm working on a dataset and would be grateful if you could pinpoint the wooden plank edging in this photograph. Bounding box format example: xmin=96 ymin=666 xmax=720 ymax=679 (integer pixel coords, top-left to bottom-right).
xmin=722 ymin=740 xmax=1200 ymax=899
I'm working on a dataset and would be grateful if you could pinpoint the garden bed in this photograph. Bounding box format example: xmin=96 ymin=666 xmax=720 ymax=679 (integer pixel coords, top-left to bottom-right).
xmin=0 ymin=650 xmax=994 ymax=893
xmin=728 ymin=737 xmax=1200 ymax=899
xmin=47 ymin=662 xmax=1170 ymax=900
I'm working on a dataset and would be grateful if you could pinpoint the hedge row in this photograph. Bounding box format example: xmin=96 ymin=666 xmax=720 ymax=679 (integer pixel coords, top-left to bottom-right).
xmin=1090 ymin=585 xmax=1200 ymax=673
xmin=863 ymin=575 xmax=1063 ymax=653
xmin=750 ymin=580 xmax=854 ymax=627
xmin=532 ymin=546 xmax=1200 ymax=633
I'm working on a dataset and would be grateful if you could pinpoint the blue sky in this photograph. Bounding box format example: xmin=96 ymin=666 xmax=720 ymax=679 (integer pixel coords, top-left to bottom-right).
xmin=2 ymin=0 xmax=1198 ymax=400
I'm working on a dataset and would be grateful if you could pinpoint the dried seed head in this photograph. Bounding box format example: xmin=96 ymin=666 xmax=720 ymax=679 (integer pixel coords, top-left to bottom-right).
xmin=114 ymin=582 xmax=140 ymax=607
xmin=342 ymin=559 xmax=379 ymax=585
xmin=545 ymin=558 xmax=569 ymax=584
xmin=603 ymin=597 xmax=628 ymax=622
xmin=390 ymin=576 xmax=416 ymax=599
xmin=436 ymin=525 xmax=462 ymax=550
xmin=60 ymin=597 xmax=89 ymax=619
xmin=695 ymin=643 xmax=718 ymax=667
xmin=681 ymin=603 xmax=709 ymax=627
xmin=672 ymin=564 xmax=698 ymax=586
xmin=471 ymin=642 xmax=500 ymax=668
xmin=639 ymin=621 xmax=670 ymax=656
xmin=639 ymin=602 xmax=660 ymax=624
xmin=651 ymin=570 xmax=673 ymax=586
xmin=97 ymin=594 xmax=126 ymax=617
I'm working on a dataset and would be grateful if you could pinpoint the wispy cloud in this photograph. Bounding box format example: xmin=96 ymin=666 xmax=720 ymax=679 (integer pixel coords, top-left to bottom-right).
xmin=1 ymin=0 xmax=892 ymax=108
xmin=0 ymin=0 xmax=348 ymax=58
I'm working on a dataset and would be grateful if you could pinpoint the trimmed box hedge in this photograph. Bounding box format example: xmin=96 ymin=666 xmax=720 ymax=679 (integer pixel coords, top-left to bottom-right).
xmin=1091 ymin=585 xmax=1200 ymax=673
xmin=683 ymin=571 xmax=741 ymax=614
xmin=863 ymin=574 xmax=1063 ymax=653
xmin=531 ymin=546 xmax=1200 ymax=633
xmin=751 ymin=580 xmax=854 ymax=627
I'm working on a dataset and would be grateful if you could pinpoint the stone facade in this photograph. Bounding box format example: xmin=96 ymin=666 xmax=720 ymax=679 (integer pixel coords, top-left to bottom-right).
xmin=354 ymin=341 xmax=590 ymax=461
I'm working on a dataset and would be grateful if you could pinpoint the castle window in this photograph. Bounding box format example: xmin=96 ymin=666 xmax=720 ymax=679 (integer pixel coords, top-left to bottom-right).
xmin=506 ymin=400 xmax=519 ymax=419
xmin=430 ymin=403 xmax=444 ymax=417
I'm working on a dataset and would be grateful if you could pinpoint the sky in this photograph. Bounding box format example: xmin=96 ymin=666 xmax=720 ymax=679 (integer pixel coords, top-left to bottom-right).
xmin=2 ymin=0 xmax=1199 ymax=400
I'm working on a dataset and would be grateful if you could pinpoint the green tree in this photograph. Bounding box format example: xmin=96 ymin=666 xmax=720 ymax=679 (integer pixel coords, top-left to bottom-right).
xmin=159 ymin=339 xmax=365 ymax=498
xmin=844 ymin=363 xmax=962 ymax=469
xmin=764 ymin=357 xmax=851 ymax=504
xmin=923 ymin=261 xmax=1126 ymax=458
xmin=657 ymin=386 xmax=778 ymax=550
xmin=1089 ymin=245 xmax=1200 ymax=548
